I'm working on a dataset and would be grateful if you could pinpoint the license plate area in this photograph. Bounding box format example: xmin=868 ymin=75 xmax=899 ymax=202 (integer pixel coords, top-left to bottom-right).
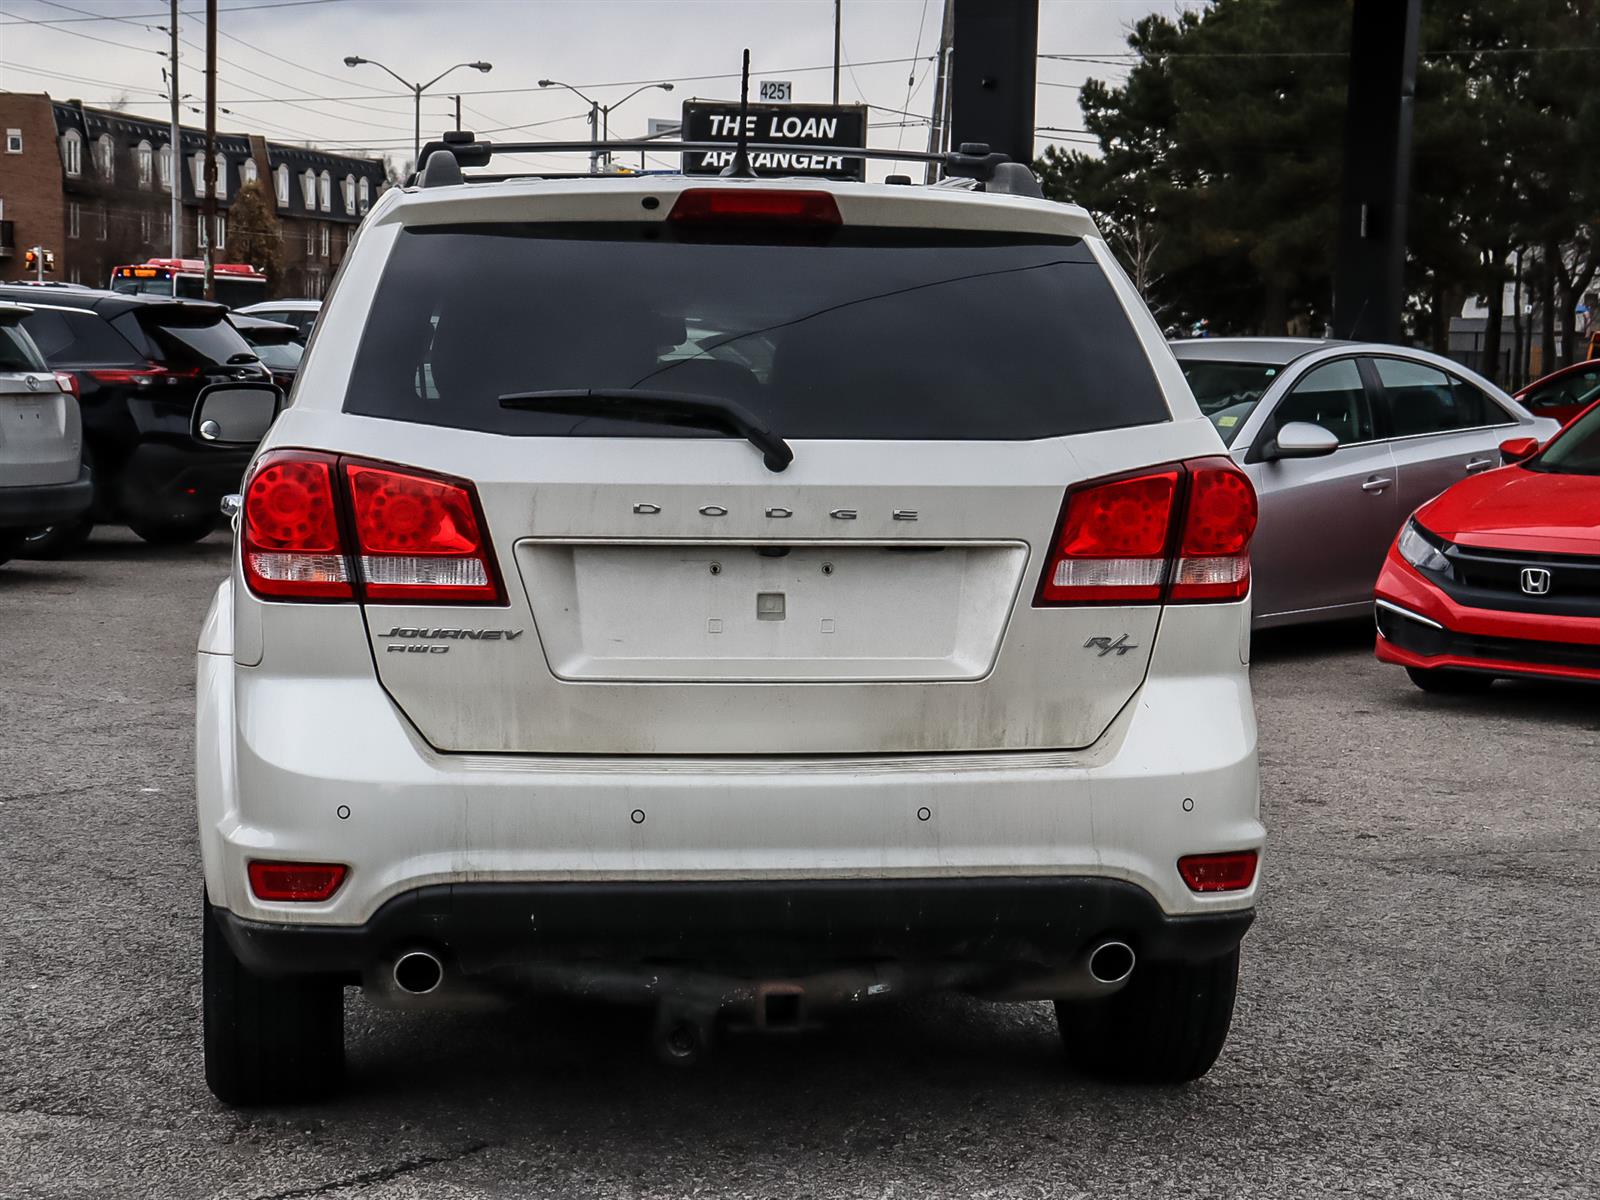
xmin=516 ymin=540 xmax=1028 ymax=682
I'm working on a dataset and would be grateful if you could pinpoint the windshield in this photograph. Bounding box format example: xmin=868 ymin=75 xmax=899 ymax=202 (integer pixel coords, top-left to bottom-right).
xmin=1177 ymin=359 xmax=1283 ymax=444
xmin=343 ymin=223 xmax=1171 ymax=441
xmin=111 ymin=276 xmax=175 ymax=298
xmin=1530 ymin=403 xmax=1600 ymax=475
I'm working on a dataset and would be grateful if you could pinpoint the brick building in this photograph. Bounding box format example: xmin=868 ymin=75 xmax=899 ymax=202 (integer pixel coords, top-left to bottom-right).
xmin=0 ymin=94 xmax=387 ymax=298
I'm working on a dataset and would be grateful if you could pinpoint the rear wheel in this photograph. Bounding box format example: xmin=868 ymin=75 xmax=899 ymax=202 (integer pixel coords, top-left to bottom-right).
xmin=202 ymin=895 xmax=345 ymax=1106
xmin=1405 ymin=666 xmax=1494 ymax=694
xmin=129 ymin=513 xmax=217 ymax=545
xmin=1055 ymin=947 xmax=1239 ymax=1083
xmin=0 ymin=531 xmax=27 ymax=566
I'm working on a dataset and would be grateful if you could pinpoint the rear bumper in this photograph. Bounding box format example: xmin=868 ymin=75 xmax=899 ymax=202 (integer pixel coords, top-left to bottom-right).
xmin=217 ymin=877 xmax=1254 ymax=980
xmin=114 ymin=441 xmax=250 ymax=523
xmin=0 ymin=467 xmax=93 ymax=531
xmin=1374 ymin=551 xmax=1600 ymax=682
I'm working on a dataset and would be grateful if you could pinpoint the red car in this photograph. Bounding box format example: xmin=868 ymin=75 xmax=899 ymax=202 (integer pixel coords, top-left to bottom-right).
xmin=1374 ymin=404 xmax=1600 ymax=691
xmin=1514 ymin=358 xmax=1600 ymax=425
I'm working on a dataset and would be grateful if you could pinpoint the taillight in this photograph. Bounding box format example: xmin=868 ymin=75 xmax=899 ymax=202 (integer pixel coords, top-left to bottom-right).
xmin=239 ymin=451 xmax=504 ymax=605
xmin=86 ymin=362 xmax=201 ymax=387
xmin=1036 ymin=457 xmax=1256 ymax=606
xmin=247 ymin=860 xmax=347 ymax=902
xmin=1177 ymin=850 xmax=1258 ymax=893
xmin=54 ymin=371 xmax=79 ymax=399
xmin=345 ymin=462 xmax=503 ymax=603
xmin=242 ymin=451 xmax=352 ymax=600
xmin=668 ymin=188 xmax=843 ymax=226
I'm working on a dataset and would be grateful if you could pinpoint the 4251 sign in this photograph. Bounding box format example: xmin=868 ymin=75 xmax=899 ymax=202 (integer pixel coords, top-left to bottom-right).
xmin=681 ymin=101 xmax=867 ymax=181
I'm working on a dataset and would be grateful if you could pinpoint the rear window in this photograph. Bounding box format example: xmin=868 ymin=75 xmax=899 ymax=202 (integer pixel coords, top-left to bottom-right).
xmin=343 ymin=223 xmax=1169 ymax=440
xmin=0 ymin=323 xmax=47 ymax=372
xmin=137 ymin=312 xmax=259 ymax=369
xmin=1176 ymin=359 xmax=1282 ymax=444
xmin=20 ymin=307 xmax=140 ymax=366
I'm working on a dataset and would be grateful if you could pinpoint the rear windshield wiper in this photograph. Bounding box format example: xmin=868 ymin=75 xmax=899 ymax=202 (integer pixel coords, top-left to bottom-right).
xmin=498 ymin=388 xmax=793 ymax=473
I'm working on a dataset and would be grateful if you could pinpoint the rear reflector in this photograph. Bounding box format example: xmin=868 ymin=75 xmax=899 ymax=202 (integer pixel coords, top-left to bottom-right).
xmin=1177 ymin=850 xmax=1259 ymax=893
xmin=1037 ymin=458 xmax=1256 ymax=606
xmin=247 ymin=860 xmax=347 ymax=902
xmin=242 ymin=453 xmax=352 ymax=600
xmin=54 ymin=371 xmax=79 ymax=399
xmin=668 ymin=188 xmax=843 ymax=226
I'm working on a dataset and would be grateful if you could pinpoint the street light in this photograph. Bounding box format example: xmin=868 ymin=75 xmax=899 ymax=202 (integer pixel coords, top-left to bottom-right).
xmin=538 ymin=79 xmax=674 ymax=173
xmin=344 ymin=56 xmax=492 ymax=167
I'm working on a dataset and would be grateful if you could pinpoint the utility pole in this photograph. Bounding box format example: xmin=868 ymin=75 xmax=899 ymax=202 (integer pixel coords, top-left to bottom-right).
xmin=832 ymin=0 xmax=842 ymax=105
xmin=168 ymin=0 xmax=181 ymax=259
xmin=202 ymin=0 xmax=217 ymax=300
xmin=924 ymin=0 xmax=956 ymax=182
xmin=450 ymin=93 xmax=462 ymax=130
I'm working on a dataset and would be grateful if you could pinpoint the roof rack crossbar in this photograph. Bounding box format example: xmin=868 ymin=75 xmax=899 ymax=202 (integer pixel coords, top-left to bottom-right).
xmin=414 ymin=135 xmax=1012 ymax=186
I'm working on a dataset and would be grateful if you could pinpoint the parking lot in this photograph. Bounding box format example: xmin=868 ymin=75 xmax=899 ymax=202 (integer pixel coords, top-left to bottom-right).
xmin=1 ymin=530 xmax=1595 ymax=1200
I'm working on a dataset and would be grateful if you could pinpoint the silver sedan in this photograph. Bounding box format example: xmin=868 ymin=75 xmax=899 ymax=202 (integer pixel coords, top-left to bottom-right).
xmin=1170 ymin=338 xmax=1561 ymax=629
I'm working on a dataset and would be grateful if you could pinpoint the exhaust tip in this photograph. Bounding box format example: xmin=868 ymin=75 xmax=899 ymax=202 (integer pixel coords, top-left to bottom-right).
xmin=1088 ymin=940 xmax=1136 ymax=985
xmin=392 ymin=949 xmax=444 ymax=995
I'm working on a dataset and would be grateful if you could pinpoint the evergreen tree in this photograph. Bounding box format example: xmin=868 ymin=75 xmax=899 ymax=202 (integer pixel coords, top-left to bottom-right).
xmin=228 ymin=178 xmax=283 ymax=294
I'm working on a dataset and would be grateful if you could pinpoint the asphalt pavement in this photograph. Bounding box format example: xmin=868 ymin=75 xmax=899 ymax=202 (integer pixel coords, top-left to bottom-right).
xmin=1 ymin=529 xmax=1596 ymax=1199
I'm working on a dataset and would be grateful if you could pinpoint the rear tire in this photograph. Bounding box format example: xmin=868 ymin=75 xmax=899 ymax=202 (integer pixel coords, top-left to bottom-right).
xmin=20 ymin=515 xmax=93 ymax=560
xmin=1405 ymin=666 xmax=1494 ymax=694
xmin=0 ymin=531 xmax=27 ymax=566
xmin=129 ymin=514 xmax=216 ymax=545
xmin=1055 ymin=947 xmax=1239 ymax=1083
xmin=202 ymin=895 xmax=344 ymax=1106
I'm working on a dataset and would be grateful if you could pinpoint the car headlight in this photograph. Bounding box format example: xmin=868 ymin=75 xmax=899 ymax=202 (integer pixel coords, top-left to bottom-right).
xmin=1397 ymin=519 xmax=1451 ymax=575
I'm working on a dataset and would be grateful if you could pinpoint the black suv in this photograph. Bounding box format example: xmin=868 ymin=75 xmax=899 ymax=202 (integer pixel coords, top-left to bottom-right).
xmin=0 ymin=285 xmax=271 ymax=551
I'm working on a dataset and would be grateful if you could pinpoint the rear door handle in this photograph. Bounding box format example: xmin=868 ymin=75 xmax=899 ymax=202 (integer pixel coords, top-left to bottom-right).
xmin=1362 ymin=476 xmax=1392 ymax=493
xmin=1465 ymin=457 xmax=1495 ymax=473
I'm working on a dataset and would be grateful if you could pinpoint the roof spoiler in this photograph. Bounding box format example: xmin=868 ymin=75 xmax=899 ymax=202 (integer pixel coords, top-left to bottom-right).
xmin=126 ymin=300 xmax=231 ymax=326
xmin=410 ymin=132 xmax=1036 ymax=194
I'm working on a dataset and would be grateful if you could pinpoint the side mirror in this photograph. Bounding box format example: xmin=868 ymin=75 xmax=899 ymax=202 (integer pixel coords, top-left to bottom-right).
xmin=1267 ymin=421 xmax=1340 ymax=460
xmin=1498 ymin=436 xmax=1540 ymax=464
xmin=192 ymin=381 xmax=283 ymax=448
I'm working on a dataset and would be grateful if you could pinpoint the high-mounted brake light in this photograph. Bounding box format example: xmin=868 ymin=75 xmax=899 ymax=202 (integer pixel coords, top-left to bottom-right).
xmin=1178 ymin=850 xmax=1258 ymax=893
xmin=1036 ymin=458 xmax=1256 ymax=606
xmin=345 ymin=462 xmax=503 ymax=604
xmin=242 ymin=451 xmax=352 ymax=600
xmin=247 ymin=860 xmax=348 ymax=902
xmin=667 ymin=188 xmax=843 ymax=226
xmin=86 ymin=363 xmax=201 ymax=387
xmin=238 ymin=451 xmax=505 ymax=605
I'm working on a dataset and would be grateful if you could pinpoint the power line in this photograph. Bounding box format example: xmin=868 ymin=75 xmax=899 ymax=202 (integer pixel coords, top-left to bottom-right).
xmin=0 ymin=0 xmax=342 ymax=24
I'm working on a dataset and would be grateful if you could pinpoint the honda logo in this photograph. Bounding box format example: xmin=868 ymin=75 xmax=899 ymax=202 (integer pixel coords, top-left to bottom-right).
xmin=1520 ymin=567 xmax=1552 ymax=596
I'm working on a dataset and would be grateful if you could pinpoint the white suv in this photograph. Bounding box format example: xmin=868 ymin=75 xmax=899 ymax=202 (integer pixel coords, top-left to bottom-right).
xmin=195 ymin=149 xmax=1263 ymax=1105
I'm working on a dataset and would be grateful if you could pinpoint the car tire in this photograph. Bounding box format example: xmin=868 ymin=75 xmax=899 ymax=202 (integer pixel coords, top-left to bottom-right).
xmin=1404 ymin=666 xmax=1494 ymax=694
xmin=128 ymin=514 xmax=217 ymax=546
xmin=20 ymin=515 xmax=94 ymax=560
xmin=1055 ymin=947 xmax=1239 ymax=1084
xmin=202 ymin=894 xmax=344 ymax=1106
xmin=0 ymin=530 xmax=27 ymax=566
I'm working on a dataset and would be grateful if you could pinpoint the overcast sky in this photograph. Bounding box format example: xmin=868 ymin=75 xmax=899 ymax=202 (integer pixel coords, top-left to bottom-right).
xmin=0 ymin=0 xmax=1198 ymax=173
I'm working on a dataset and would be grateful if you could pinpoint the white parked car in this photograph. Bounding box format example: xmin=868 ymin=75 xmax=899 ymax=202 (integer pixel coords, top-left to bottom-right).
xmin=0 ymin=303 xmax=90 ymax=564
xmin=195 ymin=146 xmax=1264 ymax=1104
xmin=233 ymin=298 xmax=320 ymax=343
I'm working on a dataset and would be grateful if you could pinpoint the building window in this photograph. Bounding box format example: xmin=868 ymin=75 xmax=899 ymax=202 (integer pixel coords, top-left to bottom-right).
xmin=318 ymin=169 xmax=332 ymax=212
xmin=341 ymin=173 xmax=355 ymax=214
xmin=301 ymin=168 xmax=316 ymax=209
xmin=140 ymin=209 xmax=152 ymax=242
xmin=159 ymin=143 xmax=173 ymax=190
xmin=192 ymin=151 xmax=207 ymax=197
xmin=5 ymin=129 xmax=21 ymax=154
xmin=242 ymin=157 xmax=258 ymax=186
xmin=307 ymin=226 xmax=316 ymax=256
xmin=215 ymin=214 xmax=226 ymax=251
xmin=97 ymin=205 xmax=108 ymax=241
xmin=214 ymin=151 xmax=228 ymax=199
xmin=357 ymin=176 xmax=370 ymax=213
xmin=61 ymin=130 xmax=83 ymax=176
xmin=67 ymin=201 xmax=80 ymax=238
xmin=275 ymin=163 xmax=289 ymax=205
xmin=320 ymin=224 xmax=330 ymax=258
xmin=95 ymin=134 xmax=115 ymax=181
xmin=198 ymin=212 xmax=207 ymax=248
xmin=137 ymin=140 xmax=153 ymax=188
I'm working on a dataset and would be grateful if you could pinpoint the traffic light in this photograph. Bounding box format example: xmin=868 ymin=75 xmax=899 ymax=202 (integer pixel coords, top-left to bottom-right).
xmin=22 ymin=248 xmax=56 ymax=273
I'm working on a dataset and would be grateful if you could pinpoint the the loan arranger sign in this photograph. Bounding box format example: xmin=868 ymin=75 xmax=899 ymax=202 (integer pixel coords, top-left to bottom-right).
xmin=680 ymin=101 xmax=868 ymax=180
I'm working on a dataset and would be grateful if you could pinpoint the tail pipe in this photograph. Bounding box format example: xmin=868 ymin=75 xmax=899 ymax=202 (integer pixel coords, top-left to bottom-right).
xmin=1087 ymin=940 xmax=1136 ymax=985
xmin=392 ymin=949 xmax=444 ymax=995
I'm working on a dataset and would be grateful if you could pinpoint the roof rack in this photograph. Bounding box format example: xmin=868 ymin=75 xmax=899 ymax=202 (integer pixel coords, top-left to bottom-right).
xmin=409 ymin=132 xmax=1040 ymax=196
